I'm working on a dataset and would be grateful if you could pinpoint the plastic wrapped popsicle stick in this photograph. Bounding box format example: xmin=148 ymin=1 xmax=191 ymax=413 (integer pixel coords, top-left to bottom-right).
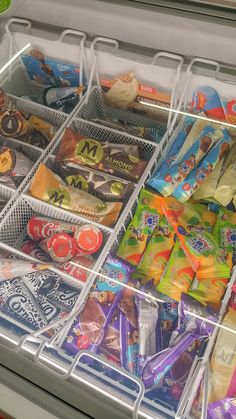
xmin=148 ymin=126 xmax=223 ymax=197
xmin=132 ymin=214 xmax=175 ymax=285
xmin=213 ymin=208 xmax=236 ymax=271
xmin=116 ymin=189 xmax=163 ymax=265
xmin=160 ymin=196 xmax=231 ymax=280
xmin=157 ymin=239 xmax=195 ymax=302
xmin=173 ymin=129 xmax=231 ymax=203
xmin=193 ymin=158 xmax=224 ymax=201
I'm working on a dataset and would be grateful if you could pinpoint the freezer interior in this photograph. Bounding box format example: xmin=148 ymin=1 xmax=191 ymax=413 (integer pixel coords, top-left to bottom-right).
xmin=0 ymin=6 xmax=235 ymax=419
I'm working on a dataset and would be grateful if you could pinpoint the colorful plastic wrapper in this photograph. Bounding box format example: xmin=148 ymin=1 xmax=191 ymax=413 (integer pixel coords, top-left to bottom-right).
xmin=158 ymin=295 xmax=178 ymax=350
xmin=99 ymin=308 xmax=121 ymax=366
xmin=55 ymin=128 xmax=147 ymax=181
xmin=27 ymin=215 xmax=76 ymax=240
xmin=132 ymin=214 xmax=175 ymax=285
xmin=27 ymin=115 xmax=57 ymax=140
xmin=58 ymin=162 xmax=135 ymax=202
xmin=20 ymin=239 xmax=50 ymax=261
xmin=152 ymin=115 xmax=196 ymax=175
xmin=136 ymin=295 xmax=159 ymax=369
xmin=193 ymin=202 xmax=217 ymax=232
xmin=142 ymin=294 xmax=217 ymax=389
xmin=214 ymin=161 xmax=236 ymax=207
xmin=116 ymin=189 xmax=162 ymax=265
xmin=208 ymin=398 xmax=236 ymax=419
xmin=55 ymin=254 xmax=95 ymax=283
xmin=62 ymin=256 xmax=133 ymax=355
xmin=42 ymin=86 xmax=84 ymax=111
xmin=0 ymin=258 xmax=49 ymax=281
xmin=213 ymin=208 xmax=236 ymax=270
xmin=0 ymin=276 xmax=47 ymax=330
xmin=120 ymin=309 xmax=139 ymax=375
xmin=161 ymin=196 xmax=231 ymax=280
xmin=188 ymin=276 xmax=228 ymax=309
xmin=29 ymin=164 xmax=123 ymax=227
xmin=192 ymin=86 xmax=226 ymax=121
xmin=0 ymin=109 xmax=29 ymax=138
xmin=208 ymin=307 xmax=236 ymax=403
xmin=91 ymin=118 xmax=161 ymax=142
xmin=157 ymin=239 xmax=195 ymax=302
xmin=193 ymin=158 xmax=224 ymax=201
xmin=0 ymin=147 xmax=34 ymax=188
xmin=100 ymin=72 xmax=170 ymax=120
xmin=148 ymin=126 xmax=224 ymax=197
xmin=173 ymin=129 xmax=231 ymax=203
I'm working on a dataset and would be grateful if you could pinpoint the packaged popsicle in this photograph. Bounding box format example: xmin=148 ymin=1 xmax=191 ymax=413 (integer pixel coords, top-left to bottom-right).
xmin=0 ymin=147 xmax=34 ymax=188
xmin=193 ymin=158 xmax=224 ymax=201
xmin=159 ymin=295 xmax=178 ymax=350
xmin=173 ymin=129 xmax=231 ymax=202
xmin=193 ymin=202 xmax=217 ymax=232
xmin=62 ymin=256 xmax=133 ymax=355
xmin=208 ymin=307 xmax=236 ymax=403
xmin=213 ymin=208 xmax=236 ymax=270
xmin=116 ymin=189 xmax=163 ymax=265
xmin=161 ymin=196 xmax=231 ymax=280
xmin=57 ymin=162 xmax=135 ymax=202
xmin=208 ymin=398 xmax=236 ymax=419
xmin=157 ymin=239 xmax=195 ymax=302
xmin=29 ymin=164 xmax=123 ymax=227
xmin=214 ymin=162 xmax=236 ymax=207
xmin=99 ymin=309 xmax=121 ymax=366
xmin=120 ymin=309 xmax=139 ymax=376
xmin=148 ymin=126 xmax=224 ymax=197
xmin=56 ymin=128 xmax=147 ymax=181
xmin=132 ymin=214 xmax=175 ymax=285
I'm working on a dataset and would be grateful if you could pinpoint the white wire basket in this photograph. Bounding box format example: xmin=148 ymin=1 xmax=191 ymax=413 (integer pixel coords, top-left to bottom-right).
xmin=76 ymin=36 xmax=184 ymax=143
xmin=0 ymin=18 xmax=88 ymax=113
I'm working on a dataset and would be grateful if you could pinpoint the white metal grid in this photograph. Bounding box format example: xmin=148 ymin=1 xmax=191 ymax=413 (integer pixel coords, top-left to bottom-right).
xmin=77 ymin=86 xmax=168 ymax=144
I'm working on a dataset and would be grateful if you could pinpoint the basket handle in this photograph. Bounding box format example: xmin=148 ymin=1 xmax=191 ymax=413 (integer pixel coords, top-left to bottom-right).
xmin=33 ymin=343 xmax=145 ymax=419
xmin=86 ymin=36 xmax=119 ymax=101
xmin=5 ymin=18 xmax=32 ymax=80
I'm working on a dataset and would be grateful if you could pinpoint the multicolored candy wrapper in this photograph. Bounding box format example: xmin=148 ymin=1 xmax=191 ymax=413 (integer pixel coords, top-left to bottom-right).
xmin=161 ymin=196 xmax=231 ymax=280
xmin=192 ymin=86 xmax=226 ymax=121
xmin=142 ymin=294 xmax=217 ymax=389
xmin=170 ymin=293 xmax=218 ymax=344
xmin=213 ymin=208 xmax=236 ymax=270
xmin=62 ymin=255 xmax=133 ymax=355
xmin=159 ymin=295 xmax=178 ymax=350
xmin=193 ymin=158 xmax=224 ymax=201
xmin=156 ymin=115 xmax=195 ymax=174
xmin=208 ymin=307 xmax=236 ymax=403
xmin=99 ymin=308 xmax=121 ymax=366
xmin=0 ymin=276 xmax=47 ymax=330
xmin=116 ymin=189 xmax=162 ymax=265
xmin=120 ymin=309 xmax=139 ymax=376
xmin=132 ymin=214 xmax=175 ymax=285
xmin=148 ymin=126 xmax=223 ymax=197
xmin=208 ymin=398 xmax=236 ymax=419
xmin=173 ymin=129 xmax=231 ymax=202
xmin=157 ymin=239 xmax=195 ymax=302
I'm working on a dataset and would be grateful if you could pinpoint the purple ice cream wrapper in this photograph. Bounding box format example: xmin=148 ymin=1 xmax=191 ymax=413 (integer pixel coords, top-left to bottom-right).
xmin=120 ymin=309 xmax=139 ymax=376
xmin=99 ymin=308 xmax=121 ymax=366
xmin=0 ymin=276 xmax=47 ymax=330
xmin=63 ymin=255 xmax=133 ymax=356
xmin=208 ymin=398 xmax=236 ymax=419
xmin=158 ymin=294 xmax=178 ymax=351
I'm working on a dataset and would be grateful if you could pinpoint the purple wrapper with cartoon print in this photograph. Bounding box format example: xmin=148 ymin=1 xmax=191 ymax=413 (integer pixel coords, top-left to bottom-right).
xmin=158 ymin=295 xmax=178 ymax=350
xmin=62 ymin=255 xmax=133 ymax=355
xmin=208 ymin=398 xmax=236 ymax=419
xmin=0 ymin=276 xmax=47 ymax=330
xmin=170 ymin=293 xmax=218 ymax=345
xmin=99 ymin=308 xmax=121 ymax=366
xmin=120 ymin=309 xmax=139 ymax=376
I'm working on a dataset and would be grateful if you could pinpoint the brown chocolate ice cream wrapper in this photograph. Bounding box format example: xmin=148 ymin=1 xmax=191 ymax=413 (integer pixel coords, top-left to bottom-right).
xmin=29 ymin=164 xmax=122 ymax=227
xmin=55 ymin=128 xmax=147 ymax=181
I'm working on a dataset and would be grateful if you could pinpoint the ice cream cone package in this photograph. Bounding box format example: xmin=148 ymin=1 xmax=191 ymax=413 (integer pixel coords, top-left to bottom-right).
xmin=148 ymin=126 xmax=224 ymax=197
xmin=161 ymin=196 xmax=231 ymax=281
xmin=56 ymin=128 xmax=147 ymax=181
xmin=173 ymin=129 xmax=231 ymax=203
xmin=132 ymin=214 xmax=175 ymax=285
xmin=29 ymin=164 xmax=122 ymax=227
xmin=116 ymin=189 xmax=163 ymax=265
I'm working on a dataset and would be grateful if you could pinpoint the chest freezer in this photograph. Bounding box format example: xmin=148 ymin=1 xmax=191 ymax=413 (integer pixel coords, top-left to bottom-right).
xmin=0 ymin=2 xmax=235 ymax=419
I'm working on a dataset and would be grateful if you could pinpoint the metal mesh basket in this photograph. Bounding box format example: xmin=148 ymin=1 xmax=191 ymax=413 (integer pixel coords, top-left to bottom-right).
xmin=1 ymin=65 xmax=45 ymax=99
xmin=0 ymin=194 xmax=111 ymax=288
xmin=77 ymin=86 xmax=167 ymax=144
